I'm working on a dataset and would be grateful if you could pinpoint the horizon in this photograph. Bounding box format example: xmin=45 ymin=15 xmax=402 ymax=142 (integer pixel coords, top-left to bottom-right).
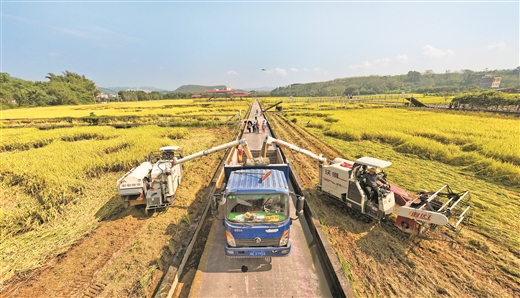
xmin=2 ymin=1 xmax=518 ymax=90
xmin=98 ymin=66 xmax=517 ymax=93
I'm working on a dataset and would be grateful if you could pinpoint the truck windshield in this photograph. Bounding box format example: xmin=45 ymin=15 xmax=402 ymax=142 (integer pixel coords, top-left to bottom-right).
xmin=226 ymin=193 xmax=289 ymax=223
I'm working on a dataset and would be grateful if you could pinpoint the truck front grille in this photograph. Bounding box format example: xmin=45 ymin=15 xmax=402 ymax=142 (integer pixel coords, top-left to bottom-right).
xmin=235 ymin=238 xmax=280 ymax=247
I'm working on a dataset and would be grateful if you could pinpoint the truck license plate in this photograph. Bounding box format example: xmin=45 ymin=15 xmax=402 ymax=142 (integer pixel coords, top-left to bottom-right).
xmin=251 ymin=251 xmax=266 ymax=257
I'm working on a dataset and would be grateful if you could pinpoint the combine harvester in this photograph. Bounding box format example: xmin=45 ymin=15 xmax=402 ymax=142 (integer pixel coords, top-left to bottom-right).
xmin=117 ymin=140 xmax=251 ymax=213
xmin=261 ymin=136 xmax=473 ymax=236
xmin=117 ymin=137 xmax=305 ymax=257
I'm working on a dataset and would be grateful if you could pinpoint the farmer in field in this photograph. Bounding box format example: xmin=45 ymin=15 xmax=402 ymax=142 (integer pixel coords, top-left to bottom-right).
xmin=363 ymin=167 xmax=388 ymax=204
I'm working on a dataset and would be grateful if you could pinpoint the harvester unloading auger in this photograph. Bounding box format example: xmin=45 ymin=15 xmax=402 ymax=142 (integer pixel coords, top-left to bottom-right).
xmin=116 ymin=139 xmax=253 ymax=213
xmin=262 ymin=136 xmax=472 ymax=235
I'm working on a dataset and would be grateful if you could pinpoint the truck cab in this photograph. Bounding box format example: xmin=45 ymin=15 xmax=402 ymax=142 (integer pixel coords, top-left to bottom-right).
xmin=222 ymin=168 xmax=293 ymax=258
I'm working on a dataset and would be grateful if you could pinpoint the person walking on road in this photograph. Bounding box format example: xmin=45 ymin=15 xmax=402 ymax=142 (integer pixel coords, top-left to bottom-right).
xmin=261 ymin=118 xmax=267 ymax=134
xmin=255 ymin=117 xmax=261 ymax=133
xmin=246 ymin=120 xmax=252 ymax=133
xmin=252 ymin=117 xmax=258 ymax=133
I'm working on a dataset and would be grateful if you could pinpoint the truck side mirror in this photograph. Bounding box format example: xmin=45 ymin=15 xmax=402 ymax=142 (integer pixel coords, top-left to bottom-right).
xmin=211 ymin=194 xmax=226 ymax=215
xmin=295 ymin=195 xmax=304 ymax=218
xmin=211 ymin=195 xmax=218 ymax=215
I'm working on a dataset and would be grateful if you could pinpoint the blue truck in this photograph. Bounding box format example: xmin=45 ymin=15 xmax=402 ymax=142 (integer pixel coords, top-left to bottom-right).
xmin=210 ymin=138 xmax=304 ymax=258
xmin=221 ymin=168 xmax=302 ymax=257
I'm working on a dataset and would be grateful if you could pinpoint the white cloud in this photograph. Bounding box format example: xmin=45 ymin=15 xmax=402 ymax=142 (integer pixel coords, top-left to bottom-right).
xmin=227 ymin=70 xmax=237 ymax=75
xmin=303 ymin=68 xmax=311 ymax=72
xmin=314 ymin=67 xmax=326 ymax=74
xmin=53 ymin=26 xmax=94 ymax=39
xmin=422 ymin=45 xmax=454 ymax=58
xmin=395 ymin=55 xmax=408 ymax=62
xmin=3 ymin=13 xmax=32 ymax=23
xmin=291 ymin=67 xmax=298 ymax=72
xmin=487 ymin=42 xmax=506 ymax=50
xmin=274 ymin=67 xmax=287 ymax=76
xmin=349 ymin=57 xmax=391 ymax=69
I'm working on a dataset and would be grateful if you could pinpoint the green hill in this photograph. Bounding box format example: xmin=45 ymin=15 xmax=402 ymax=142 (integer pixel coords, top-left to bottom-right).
xmin=270 ymin=68 xmax=519 ymax=97
xmin=174 ymin=85 xmax=227 ymax=93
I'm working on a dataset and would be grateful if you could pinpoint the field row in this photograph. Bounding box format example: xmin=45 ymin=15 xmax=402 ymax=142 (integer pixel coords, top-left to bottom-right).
xmin=0 ymin=125 xmax=232 ymax=238
xmin=1 ymin=99 xmax=250 ymax=119
xmin=277 ymin=108 xmax=520 ymax=185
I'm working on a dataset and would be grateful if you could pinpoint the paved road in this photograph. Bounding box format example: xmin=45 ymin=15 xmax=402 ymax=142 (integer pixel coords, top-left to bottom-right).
xmin=188 ymin=99 xmax=332 ymax=297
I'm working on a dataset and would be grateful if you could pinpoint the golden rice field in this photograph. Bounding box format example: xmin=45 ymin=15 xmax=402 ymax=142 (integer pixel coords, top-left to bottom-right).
xmin=0 ymin=99 xmax=243 ymax=287
xmin=259 ymin=98 xmax=520 ymax=249
xmin=1 ymin=97 xmax=519 ymax=296
xmin=260 ymin=99 xmax=519 ymax=297
xmin=275 ymin=94 xmax=449 ymax=111
xmin=0 ymin=99 xmax=251 ymax=129
xmin=0 ymin=99 xmax=250 ymax=119
xmin=293 ymin=109 xmax=520 ymax=183
xmin=0 ymin=125 xmax=237 ymax=288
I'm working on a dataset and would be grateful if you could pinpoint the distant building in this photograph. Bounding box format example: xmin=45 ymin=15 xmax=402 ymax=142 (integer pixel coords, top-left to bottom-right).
xmin=97 ymin=93 xmax=109 ymax=99
xmin=96 ymin=92 xmax=120 ymax=101
xmin=202 ymin=87 xmax=250 ymax=99
xmin=474 ymin=75 xmax=502 ymax=88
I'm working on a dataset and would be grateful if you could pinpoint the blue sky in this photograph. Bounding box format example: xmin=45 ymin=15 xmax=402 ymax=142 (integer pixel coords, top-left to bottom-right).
xmin=1 ymin=1 xmax=518 ymax=91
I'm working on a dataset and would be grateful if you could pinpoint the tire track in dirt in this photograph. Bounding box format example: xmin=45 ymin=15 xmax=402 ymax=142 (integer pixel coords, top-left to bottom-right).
xmin=1 ymin=207 xmax=145 ymax=298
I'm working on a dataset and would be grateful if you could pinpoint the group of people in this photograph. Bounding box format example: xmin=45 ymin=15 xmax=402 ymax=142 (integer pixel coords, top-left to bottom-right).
xmin=246 ymin=116 xmax=267 ymax=134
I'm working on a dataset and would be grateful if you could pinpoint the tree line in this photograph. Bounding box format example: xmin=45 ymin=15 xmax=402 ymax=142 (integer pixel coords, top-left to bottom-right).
xmin=1 ymin=71 xmax=98 ymax=107
xmin=451 ymin=90 xmax=520 ymax=109
xmin=270 ymin=68 xmax=519 ymax=97
xmin=1 ymin=68 xmax=518 ymax=109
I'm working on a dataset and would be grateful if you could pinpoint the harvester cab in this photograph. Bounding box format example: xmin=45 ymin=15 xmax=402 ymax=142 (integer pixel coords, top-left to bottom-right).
xmin=319 ymin=157 xmax=396 ymax=221
xmin=117 ymin=146 xmax=184 ymax=212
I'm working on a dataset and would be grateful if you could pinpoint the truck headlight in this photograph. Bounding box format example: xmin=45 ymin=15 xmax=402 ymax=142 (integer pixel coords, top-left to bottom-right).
xmin=279 ymin=230 xmax=289 ymax=246
xmin=226 ymin=231 xmax=236 ymax=247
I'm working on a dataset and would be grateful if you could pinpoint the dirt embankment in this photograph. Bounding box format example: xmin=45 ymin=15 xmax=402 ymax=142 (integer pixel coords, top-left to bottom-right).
xmin=269 ymin=114 xmax=520 ymax=298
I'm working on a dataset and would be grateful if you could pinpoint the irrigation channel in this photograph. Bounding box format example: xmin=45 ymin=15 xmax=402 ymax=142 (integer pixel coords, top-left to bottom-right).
xmin=154 ymin=99 xmax=354 ymax=297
